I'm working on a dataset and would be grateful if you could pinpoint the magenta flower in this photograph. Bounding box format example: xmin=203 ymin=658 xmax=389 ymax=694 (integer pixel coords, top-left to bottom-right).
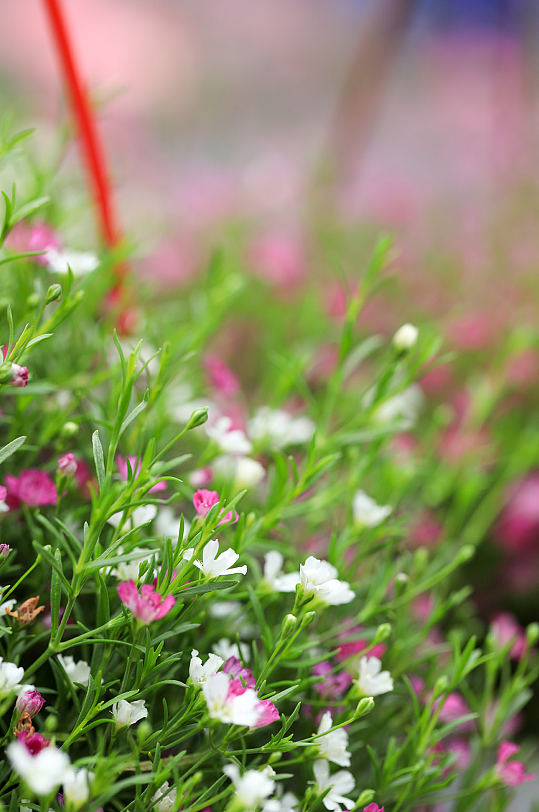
xmin=0 ymin=542 xmax=11 ymax=559
xmin=364 ymin=805 xmax=384 ymax=812
xmin=222 ymin=657 xmax=256 ymax=688
xmin=495 ymin=741 xmax=535 ymax=786
xmin=5 ymin=469 xmax=57 ymax=508
xmin=116 ymin=455 xmax=166 ymax=493
xmin=17 ymin=730 xmax=50 ymax=755
xmin=491 ymin=613 xmax=528 ymax=660
xmin=204 ymin=354 xmax=240 ymax=397
xmin=312 ymin=661 xmax=352 ymax=698
xmin=6 ymin=221 xmax=60 ymax=266
xmin=10 ymin=363 xmax=29 ymax=388
xmin=432 ymin=692 xmax=473 ymax=729
xmin=496 ymin=473 xmax=539 ymax=554
xmin=253 ymin=698 xmax=280 ymax=728
xmin=193 ymin=489 xmax=238 ymax=525
xmin=57 ymin=453 xmax=78 ymax=476
xmin=117 ymin=580 xmax=175 ymax=624
xmin=16 ymin=690 xmax=45 ymax=717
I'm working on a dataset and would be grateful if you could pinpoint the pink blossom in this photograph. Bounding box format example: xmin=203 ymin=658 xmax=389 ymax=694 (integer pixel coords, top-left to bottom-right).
xmin=496 ymin=473 xmax=539 ymax=554
xmin=58 ymin=453 xmax=77 ymax=476
xmin=335 ymin=624 xmax=386 ymax=664
xmin=9 ymin=363 xmax=29 ymax=388
xmin=0 ymin=486 xmax=8 ymax=513
xmin=432 ymin=692 xmax=472 ymax=729
xmin=17 ymin=730 xmax=50 ymax=755
xmin=490 ymin=613 xmax=528 ymax=660
xmin=204 ymin=355 xmax=240 ymax=397
xmin=409 ymin=676 xmax=425 ymax=697
xmin=222 ymin=657 xmax=256 ymax=688
xmin=0 ymin=543 xmax=11 ymax=559
xmin=16 ymin=690 xmax=45 ymax=717
xmin=190 ymin=467 xmax=213 ymax=488
xmin=247 ymin=231 xmax=306 ymax=290
xmin=495 ymin=741 xmax=535 ymax=786
xmin=116 ymin=455 xmax=166 ymax=493
xmin=117 ymin=580 xmax=175 ymax=624
xmin=193 ymin=489 xmax=238 ymax=525
xmin=409 ymin=511 xmax=442 ymax=548
xmin=364 ymin=805 xmax=384 ymax=812
xmin=253 ymin=698 xmax=280 ymax=728
xmin=5 ymin=469 xmax=57 ymax=508
xmin=447 ymin=738 xmax=471 ymax=771
xmin=312 ymin=661 xmax=352 ymax=698
xmin=6 ymin=221 xmax=60 ymax=265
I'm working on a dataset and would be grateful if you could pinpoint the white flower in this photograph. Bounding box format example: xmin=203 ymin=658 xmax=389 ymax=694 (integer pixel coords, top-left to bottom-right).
xmin=107 ymin=503 xmax=157 ymax=531
xmin=393 ymin=323 xmax=418 ymax=351
xmin=248 ymin=407 xmax=315 ymax=450
xmin=213 ymin=454 xmax=265 ymax=489
xmin=110 ymin=547 xmax=156 ymax=581
xmin=191 ymin=539 xmax=247 ymax=579
xmin=154 ymin=507 xmax=190 ymax=541
xmin=263 ymin=551 xmax=300 ymax=593
xmin=208 ymin=600 xmax=243 ymax=618
xmin=223 ymin=763 xmax=275 ymax=809
xmin=189 ymin=649 xmax=224 ymax=686
xmin=207 ymin=416 xmax=253 ymax=455
xmin=152 ymin=781 xmax=177 ymax=812
xmin=7 ymin=740 xmax=70 ymax=795
xmin=202 ymin=672 xmax=259 ymax=726
xmin=46 ymin=248 xmax=99 ymax=276
xmin=355 ymin=656 xmax=393 ymax=696
xmin=352 ymin=490 xmax=392 ymax=528
xmin=0 ymin=657 xmax=25 ymax=696
xmin=313 ymin=759 xmax=355 ymax=812
xmin=373 ymin=384 xmax=423 ymax=428
xmin=0 ymin=599 xmax=16 ymax=616
xmin=299 ymin=557 xmax=354 ymax=605
xmin=63 ymin=767 xmax=93 ymax=808
xmin=316 ymin=712 xmax=351 ymax=767
xmin=112 ymin=698 xmax=148 ymax=726
xmin=57 ymin=655 xmax=91 ymax=687
xmin=263 ymin=791 xmax=300 ymax=811
xmin=212 ymin=638 xmax=251 ymax=663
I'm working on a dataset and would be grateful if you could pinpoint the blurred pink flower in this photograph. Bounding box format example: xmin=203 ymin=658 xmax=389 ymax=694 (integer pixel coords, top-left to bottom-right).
xmin=496 ymin=473 xmax=539 ymax=554
xmin=6 ymin=221 xmax=60 ymax=265
xmin=58 ymin=453 xmax=78 ymax=476
xmin=117 ymin=455 xmax=166 ymax=493
xmin=312 ymin=661 xmax=352 ymax=699
xmin=495 ymin=741 xmax=535 ymax=787
xmin=248 ymin=231 xmax=307 ymax=290
xmin=490 ymin=613 xmax=528 ymax=660
xmin=409 ymin=511 xmax=442 ymax=549
xmin=204 ymin=355 xmax=240 ymax=397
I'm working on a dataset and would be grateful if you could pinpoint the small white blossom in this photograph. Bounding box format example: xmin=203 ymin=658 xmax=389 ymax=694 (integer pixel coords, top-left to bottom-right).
xmin=213 ymin=454 xmax=265 ymax=488
xmin=58 ymin=655 xmax=91 ymax=687
xmin=374 ymin=384 xmax=423 ymax=428
xmin=189 ymin=649 xmax=224 ymax=686
xmin=313 ymin=759 xmax=355 ymax=812
xmin=316 ymin=712 xmax=351 ymax=767
xmin=110 ymin=547 xmax=156 ymax=581
xmin=263 ymin=551 xmax=300 ymax=593
xmin=152 ymin=781 xmax=177 ymax=811
xmin=63 ymin=767 xmax=93 ymax=808
xmin=352 ymin=490 xmax=392 ymax=528
xmin=0 ymin=599 xmax=16 ymax=616
xmin=0 ymin=657 xmax=25 ymax=696
xmin=206 ymin=416 xmax=253 ymax=454
xmin=355 ymin=656 xmax=393 ymax=696
xmin=393 ymin=323 xmax=418 ymax=351
xmin=7 ymin=740 xmax=70 ymax=795
xmin=263 ymin=791 xmax=300 ymax=811
xmin=223 ymin=763 xmax=276 ymax=809
xmin=190 ymin=539 xmax=247 ymax=579
xmin=202 ymin=672 xmax=259 ymax=726
xmin=112 ymin=699 xmax=148 ymax=726
xmin=212 ymin=638 xmax=251 ymax=663
xmin=46 ymin=248 xmax=99 ymax=276
xmin=154 ymin=507 xmax=190 ymax=541
xmin=299 ymin=557 xmax=354 ymax=605
xmin=248 ymin=407 xmax=315 ymax=450
xmin=107 ymin=503 xmax=157 ymax=530
xmin=208 ymin=600 xmax=243 ymax=618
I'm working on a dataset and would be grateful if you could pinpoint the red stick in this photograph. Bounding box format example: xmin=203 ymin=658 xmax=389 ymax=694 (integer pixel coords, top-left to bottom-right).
xmin=42 ymin=0 xmax=126 ymax=280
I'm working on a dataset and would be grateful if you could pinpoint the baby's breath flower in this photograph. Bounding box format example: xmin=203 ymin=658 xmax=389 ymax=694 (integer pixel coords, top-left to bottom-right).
xmin=316 ymin=711 xmax=351 ymax=767
xmin=352 ymin=491 xmax=392 ymax=527
xmin=312 ymin=759 xmax=355 ymax=812
xmin=187 ymin=539 xmax=247 ymax=579
xmin=189 ymin=649 xmax=224 ymax=686
xmin=112 ymin=699 xmax=148 ymax=726
xmin=223 ymin=763 xmax=276 ymax=809
xmin=0 ymin=657 xmax=25 ymax=696
xmin=299 ymin=557 xmax=354 ymax=606
xmin=355 ymin=656 xmax=393 ymax=697
xmin=7 ymin=739 xmax=69 ymax=795
xmin=57 ymin=655 xmax=91 ymax=687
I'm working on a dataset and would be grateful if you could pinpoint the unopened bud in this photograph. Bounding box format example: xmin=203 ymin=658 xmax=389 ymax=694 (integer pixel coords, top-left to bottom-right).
xmin=186 ymin=408 xmax=208 ymax=430
xmin=62 ymin=421 xmax=78 ymax=437
xmin=45 ymin=283 xmax=62 ymax=304
xmin=137 ymin=719 xmax=152 ymax=744
xmin=354 ymin=696 xmax=375 ymax=718
xmin=0 ymin=543 xmax=11 ymax=560
xmin=357 ymin=790 xmax=375 ymax=806
xmin=393 ymin=323 xmax=418 ymax=352
xmin=16 ymin=690 xmax=45 ymax=717
xmin=432 ymin=675 xmax=449 ymax=699
xmin=394 ymin=572 xmax=408 ymax=597
xmin=413 ymin=547 xmax=429 ymax=574
xmin=374 ymin=623 xmax=392 ymax=644
xmin=281 ymin=613 xmax=297 ymax=637
xmin=300 ymin=611 xmax=316 ymax=629
xmin=44 ymin=713 xmax=58 ymax=732
xmin=526 ymin=622 xmax=539 ymax=647
xmin=456 ymin=545 xmax=475 ymax=564
xmin=58 ymin=452 xmax=77 ymax=476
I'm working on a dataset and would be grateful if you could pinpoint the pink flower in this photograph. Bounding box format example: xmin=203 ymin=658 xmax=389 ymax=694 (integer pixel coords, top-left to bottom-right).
xmin=496 ymin=473 xmax=539 ymax=554
xmin=17 ymin=730 xmax=50 ymax=755
xmin=447 ymin=738 xmax=471 ymax=771
xmin=58 ymin=453 xmax=77 ymax=476
xmin=432 ymin=693 xmax=472 ymax=729
xmin=204 ymin=355 xmax=240 ymax=397
xmin=192 ymin=489 xmax=238 ymax=525
xmin=335 ymin=625 xmax=387 ymax=664
xmin=190 ymin=467 xmax=213 ymax=488
xmin=6 ymin=221 xmax=60 ymax=265
xmin=116 ymin=455 xmax=166 ymax=493
xmin=364 ymin=805 xmax=384 ymax=812
xmin=490 ymin=613 xmax=528 ymax=660
xmin=222 ymin=657 xmax=256 ymax=688
xmin=495 ymin=741 xmax=535 ymax=786
xmin=5 ymin=469 xmax=57 ymax=508
xmin=16 ymin=690 xmax=45 ymax=717
xmin=10 ymin=363 xmax=28 ymax=388
xmin=0 ymin=486 xmax=8 ymax=513
xmin=409 ymin=511 xmax=442 ymax=548
xmin=117 ymin=580 xmax=175 ymax=624
xmin=0 ymin=542 xmax=11 ymax=559
xmin=312 ymin=661 xmax=352 ymax=698
xmin=253 ymin=698 xmax=280 ymax=728
xmin=247 ymin=231 xmax=307 ymax=290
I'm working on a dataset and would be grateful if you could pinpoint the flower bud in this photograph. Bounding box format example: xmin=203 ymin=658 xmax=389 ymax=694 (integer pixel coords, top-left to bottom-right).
xmin=281 ymin=613 xmax=297 ymax=637
xmin=373 ymin=623 xmax=392 ymax=644
xmin=45 ymin=283 xmax=62 ymax=304
xmin=137 ymin=719 xmax=152 ymax=744
xmin=10 ymin=363 xmax=29 ymax=388
xmin=0 ymin=543 xmax=11 ymax=559
xmin=186 ymin=408 xmax=208 ymax=430
xmin=16 ymin=689 xmax=45 ymax=717
xmin=432 ymin=675 xmax=449 ymax=699
xmin=44 ymin=712 xmax=58 ymax=732
xmin=26 ymin=292 xmax=40 ymax=309
xmin=393 ymin=323 xmax=418 ymax=351
xmin=354 ymin=696 xmax=375 ymax=718
xmin=357 ymin=790 xmax=375 ymax=806
xmin=413 ymin=547 xmax=429 ymax=574
xmin=58 ymin=452 xmax=77 ymax=476
xmin=526 ymin=622 xmax=539 ymax=647
xmin=456 ymin=545 xmax=475 ymax=564
xmin=394 ymin=572 xmax=408 ymax=597
xmin=300 ymin=610 xmax=317 ymax=629
xmin=62 ymin=421 xmax=78 ymax=437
